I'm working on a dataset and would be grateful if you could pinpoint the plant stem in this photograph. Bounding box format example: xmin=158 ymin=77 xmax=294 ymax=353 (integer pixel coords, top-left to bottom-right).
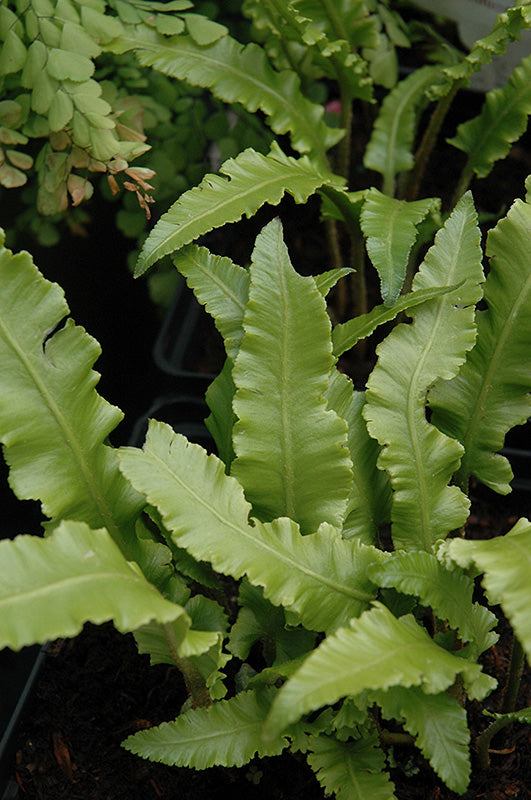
xmin=404 ymin=83 xmax=461 ymax=202
xmin=379 ymin=730 xmax=415 ymax=747
xmin=451 ymin=162 xmax=475 ymax=208
xmin=163 ymin=623 xmax=212 ymax=708
xmin=475 ymin=715 xmax=511 ymax=770
xmin=318 ymin=0 xmax=348 ymax=39
xmin=501 ymin=635 xmax=525 ymax=714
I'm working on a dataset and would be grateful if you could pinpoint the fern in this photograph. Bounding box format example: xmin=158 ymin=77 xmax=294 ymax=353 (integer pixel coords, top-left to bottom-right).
xmin=0 ymin=230 xmax=141 ymax=553
xmin=0 ymin=521 xmax=189 ymax=650
xmin=136 ymin=143 xmax=343 ymax=274
xmin=124 ymin=688 xmax=288 ymax=767
xmin=118 ymin=420 xmax=383 ymax=634
xmin=231 ymin=219 xmax=352 ymax=533
xmin=449 ymin=53 xmax=531 ymax=181
xmin=374 ymin=686 xmax=471 ymax=795
xmin=332 ymin=283 xmax=460 ymax=357
xmin=111 ymin=28 xmax=342 ymax=159
xmin=307 ymin=730 xmax=397 ymax=800
xmin=363 ymin=194 xmax=484 ymax=551
xmin=325 ymin=371 xmax=391 ymax=545
xmin=172 ymin=245 xmax=248 ymax=362
xmin=430 ymin=188 xmax=531 ymax=494
xmin=435 ymin=4 xmax=531 ymax=96
xmin=363 ymin=66 xmax=442 ymax=195
xmin=264 ymin=602 xmax=491 ymax=740
xmin=442 ymin=518 xmax=531 ymax=664
xmin=371 ymin=552 xmax=498 ymax=658
xmin=360 ymin=189 xmax=439 ymax=305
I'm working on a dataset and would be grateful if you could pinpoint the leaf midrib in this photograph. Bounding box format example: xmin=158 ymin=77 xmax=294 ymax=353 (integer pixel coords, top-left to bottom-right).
xmin=146 ymin=445 xmax=373 ymax=604
xmin=140 ymin=155 xmax=325 ymax=269
xmin=125 ymin=34 xmax=330 ymax=158
xmin=0 ymin=314 xmax=120 ymax=538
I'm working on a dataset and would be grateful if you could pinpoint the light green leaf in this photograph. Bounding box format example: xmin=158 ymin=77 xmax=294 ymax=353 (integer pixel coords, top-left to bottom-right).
xmin=118 ymin=420 xmax=382 ymax=633
xmin=136 ymin=144 xmax=343 ymax=274
xmin=47 ymin=48 xmax=95 ymax=81
xmin=231 ymin=219 xmax=352 ymax=533
xmin=370 ymin=552 xmax=498 ymax=657
xmin=430 ymin=193 xmax=531 ymax=494
xmin=124 ymin=688 xmax=287 ymax=767
xmin=31 ymin=70 xmax=58 ymax=114
xmin=60 ymin=21 xmax=101 ymax=58
xmin=364 ymin=66 xmax=442 ymax=195
xmin=81 ymin=5 xmax=123 ymax=42
xmin=332 ymin=284 xmax=460 ymax=357
xmin=0 ymin=231 xmax=142 ymax=553
xmin=375 ymin=686 xmax=470 ymax=795
xmin=0 ymin=29 xmax=27 ymax=75
xmin=483 ymin=707 xmax=531 ymax=725
xmin=183 ymin=13 xmax=228 ymax=45
xmin=264 ymin=602 xmax=488 ymax=739
xmin=307 ymin=731 xmax=396 ymax=800
xmin=112 ymin=29 xmax=342 ymax=158
xmin=325 ymin=372 xmax=391 ymax=545
xmin=436 ymin=5 xmax=531 ymax=96
xmin=48 ymin=89 xmax=74 ymax=131
xmin=443 ymin=519 xmax=531 ymax=664
xmin=449 ymin=53 xmax=531 ymax=180
xmin=0 ymin=521 xmax=188 ymax=651
xmin=172 ymin=245 xmax=248 ymax=362
xmin=21 ymin=39 xmax=47 ymax=88
xmin=363 ymin=194 xmax=484 ymax=551
xmin=360 ymin=189 xmax=439 ymax=305
xmin=313 ymin=267 xmax=353 ymax=297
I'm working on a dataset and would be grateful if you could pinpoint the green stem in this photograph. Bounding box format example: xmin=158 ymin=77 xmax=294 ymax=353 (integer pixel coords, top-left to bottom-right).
xmin=501 ymin=635 xmax=525 ymax=714
xmin=318 ymin=0 xmax=348 ymax=39
xmin=349 ymin=221 xmax=367 ymax=326
xmin=404 ymin=82 xmax=462 ymax=202
xmin=451 ymin=162 xmax=475 ymax=208
xmin=475 ymin=715 xmax=511 ymax=770
xmin=163 ymin=623 xmax=212 ymax=708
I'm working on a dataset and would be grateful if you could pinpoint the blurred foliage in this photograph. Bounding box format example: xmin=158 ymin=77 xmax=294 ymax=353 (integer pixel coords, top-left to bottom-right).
xmin=0 ymin=0 xmax=271 ymax=299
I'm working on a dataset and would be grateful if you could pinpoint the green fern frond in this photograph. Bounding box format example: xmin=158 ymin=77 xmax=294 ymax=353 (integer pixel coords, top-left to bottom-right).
xmin=231 ymin=219 xmax=352 ymax=533
xmin=375 ymin=686 xmax=470 ymax=795
xmin=123 ymin=688 xmax=288 ymax=768
xmin=264 ymin=602 xmax=490 ymax=740
xmin=442 ymin=518 xmax=531 ymax=664
xmin=430 ymin=189 xmax=531 ymax=494
xmin=360 ymin=189 xmax=439 ymax=305
xmin=332 ymin=283 xmax=460 ymax=357
xmin=363 ymin=66 xmax=442 ymax=195
xmin=0 ymin=231 xmax=141 ymax=553
xmin=363 ymin=194 xmax=484 ymax=551
xmin=371 ymin=552 xmax=498 ymax=657
xmin=307 ymin=730 xmax=396 ymax=800
xmin=449 ymin=53 xmax=531 ymax=180
xmin=325 ymin=372 xmax=391 ymax=545
xmin=136 ymin=144 xmax=343 ymax=274
xmin=0 ymin=521 xmax=189 ymax=651
xmin=118 ymin=420 xmax=382 ymax=633
xmin=111 ymin=28 xmax=342 ymax=158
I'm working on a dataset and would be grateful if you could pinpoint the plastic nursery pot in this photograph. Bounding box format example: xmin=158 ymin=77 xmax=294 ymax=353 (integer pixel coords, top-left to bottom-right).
xmin=132 ymin=278 xmax=220 ymax=449
xmin=0 ymin=646 xmax=46 ymax=800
